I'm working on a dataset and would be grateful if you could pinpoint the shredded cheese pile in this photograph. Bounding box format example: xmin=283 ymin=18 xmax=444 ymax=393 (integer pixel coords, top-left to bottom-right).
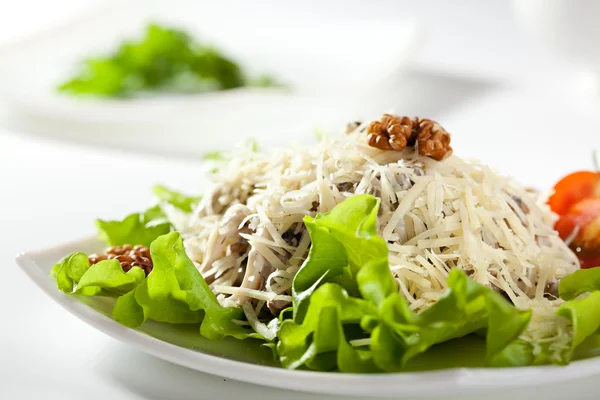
xmin=165 ymin=124 xmax=579 ymax=346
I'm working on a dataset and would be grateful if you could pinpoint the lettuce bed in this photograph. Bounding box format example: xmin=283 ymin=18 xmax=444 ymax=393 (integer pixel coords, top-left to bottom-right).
xmin=51 ymin=192 xmax=600 ymax=372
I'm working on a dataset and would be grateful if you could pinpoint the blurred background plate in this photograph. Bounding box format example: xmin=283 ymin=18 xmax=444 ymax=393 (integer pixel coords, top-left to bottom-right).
xmin=0 ymin=0 xmax=419 ymax=155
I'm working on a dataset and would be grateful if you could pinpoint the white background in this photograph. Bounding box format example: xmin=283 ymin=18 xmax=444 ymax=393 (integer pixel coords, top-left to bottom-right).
xmin=1 ymin=1 xmax=600 ymax=399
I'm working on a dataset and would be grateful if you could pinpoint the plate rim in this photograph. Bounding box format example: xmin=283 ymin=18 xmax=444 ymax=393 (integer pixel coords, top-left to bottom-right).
xmin=15 ymin=237 xmax=600 ymax=397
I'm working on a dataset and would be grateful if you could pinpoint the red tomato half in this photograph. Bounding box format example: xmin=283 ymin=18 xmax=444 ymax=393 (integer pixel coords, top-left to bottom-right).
xmin=555 ymin=197 xmax=600 ymax=269
xmin=548 ymin=171 xmax=600 ymax=216
xmin=555 ymin=197 xmax=600 ymax=241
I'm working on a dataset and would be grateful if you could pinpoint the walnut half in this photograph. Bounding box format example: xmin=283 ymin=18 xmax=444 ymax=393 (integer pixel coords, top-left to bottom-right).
xmin=367 ymin=114 xmax=418 ymax=152
xmin=416 ymin=118 xmax=453 ymax=161
xmin=366 ymin=114 xmax=453 ymax=161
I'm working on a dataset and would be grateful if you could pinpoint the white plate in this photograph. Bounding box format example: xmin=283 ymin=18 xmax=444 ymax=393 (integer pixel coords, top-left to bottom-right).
xmin=0 ymin=0 xmax=419 ymax=155
xmin=15 ymin=236 xmax=600 ymax=398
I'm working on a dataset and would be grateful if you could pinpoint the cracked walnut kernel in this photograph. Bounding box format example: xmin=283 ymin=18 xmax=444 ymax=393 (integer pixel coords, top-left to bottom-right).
xmin=366 ymin=114 xmax=453 ymax=161
xmin=416 ymin=119 xmax=453 ymax=161
xmin=88 ymin=244 xmax=153 ymax=276
xmin=367 ymin=114 xmax=418 ymax=151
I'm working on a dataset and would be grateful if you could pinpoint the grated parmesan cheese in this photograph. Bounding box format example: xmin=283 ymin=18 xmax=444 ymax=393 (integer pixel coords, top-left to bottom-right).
xmin=166 ymin=123 xmax=580 ymax=344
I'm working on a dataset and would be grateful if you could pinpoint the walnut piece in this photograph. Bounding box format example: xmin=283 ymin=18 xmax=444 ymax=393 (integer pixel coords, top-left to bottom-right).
xmin=367 ymin=114 xmax=418 ymax=151
xmin=88 ymin=244 xmax=153 ymax=276
xmin=416 ymin=118 xmax=453 ymax=161
xmin=366 ymin=114 xmax=453 ymax=161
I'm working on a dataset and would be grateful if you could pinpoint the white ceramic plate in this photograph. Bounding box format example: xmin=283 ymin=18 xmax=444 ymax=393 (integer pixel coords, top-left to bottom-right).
xmin=15 ymin=236 xmax=600 ymax=397
xmin=0 ymin=0 xmax=419 ymax=155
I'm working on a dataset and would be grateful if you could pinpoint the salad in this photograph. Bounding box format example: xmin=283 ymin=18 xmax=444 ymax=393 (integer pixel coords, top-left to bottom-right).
xmin=51 ymin=114 xmax=600 ymax=372
xmin=58 ymin=23 xmax=280 ymax=98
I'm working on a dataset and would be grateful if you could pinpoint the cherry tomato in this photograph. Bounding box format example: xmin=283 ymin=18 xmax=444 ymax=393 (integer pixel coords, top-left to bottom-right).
xmin=555 ymin=197 xmax=600 ymax=268
xmin=547 ymin=171 xmax=600 ymax=216
xmin=555 ymin=197 xmax=600 ymax=241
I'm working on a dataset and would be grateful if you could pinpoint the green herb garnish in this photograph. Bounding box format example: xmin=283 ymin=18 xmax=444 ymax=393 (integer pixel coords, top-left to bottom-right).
xmin=59 ymin=23 xmax=280 ymax=97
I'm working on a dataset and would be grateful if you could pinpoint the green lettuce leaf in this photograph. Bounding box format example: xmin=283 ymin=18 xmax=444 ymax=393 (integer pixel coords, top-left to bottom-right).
xmin=307 ymin=306 xmax=378 ymax=373
xmin=51 ymin=252 xmax=90 ymax=293
xmin=52 ymin=231 xmax=260 ymax=341
xmin=283 ymin=269 xmax=531 ymax=372
xmin=95 ymin=205 xmax=171 ymax=247
xmin=75 ymin=260 xmax=146 ymax=297
xmin=51 ymin=253 xmax=146 ymax=297
xmin=311 ymin=195 xmax=387 ymax=269
xmin=484 ymin=291 xmax=533 ymax=365
xmin=291 ymin=221 xmax=350 ymax=323
xmin=113 ymin=289 xmax=145 ymax=327
xmin=311 ymin=195 xmax=396 ymax=305
xmin=281 ymin=194 xmax=532 ymax=372
xmin=559 ymin=267 xmax=600 ymax=301
xmin=486 ymin=339 xmax=534 ymax=367
xmin=152 ymin=184 xmax=201 ymax=213
xmin=278 ymin=283 xmax=378 ymax=370
xmin=291 ymin=195 xmax=394 ymax=323
xmin=556 ymin=268 xmax=600 ymax=360
xmin=370 ymin=270 xmax=531 ymax=371
xmin=558 ymin=291 xmax=600 ymax=351
xmin=111 ymin=232 xmax=260 ymax=340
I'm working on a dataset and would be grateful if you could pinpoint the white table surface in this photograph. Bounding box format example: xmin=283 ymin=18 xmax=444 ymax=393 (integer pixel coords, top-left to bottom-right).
xmin=2 ymin=1 xmax=600 ymax=399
